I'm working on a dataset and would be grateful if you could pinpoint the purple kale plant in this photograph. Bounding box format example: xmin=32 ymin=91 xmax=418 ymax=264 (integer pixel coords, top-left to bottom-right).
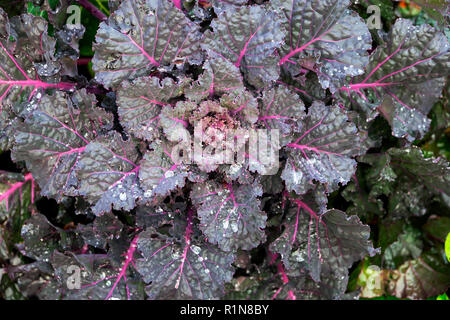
xmin=0 ymin=0 xmax=449 ymax=300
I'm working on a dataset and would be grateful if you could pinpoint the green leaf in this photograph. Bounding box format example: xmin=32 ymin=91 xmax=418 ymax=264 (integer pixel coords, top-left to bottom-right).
xmin=383 ymin=225 xmax=423 ymax=269
xmin=424 ymin=216 xmax=450 ymax=242
xmin=412 ymin=0 xmax=448 ymax=26
xmin=436 ymin=293 xmax=449 ymax=300
xmin=0 ymin=172 xmax=35 ymax=255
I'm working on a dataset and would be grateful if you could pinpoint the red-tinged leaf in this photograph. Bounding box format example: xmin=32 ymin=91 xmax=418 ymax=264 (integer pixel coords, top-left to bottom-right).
xmin=77 ymin=212 xmax=124 ymax=249
xmin=76 ymin=132 xmax=142 ymax=215
xmin=339 ymin=19 xmax=449 ymax=142
xmin=0 ymin=171 xmax=35 ymax=257
xmin=92 ymin=0 xmax=203 ymax=88
xmin=282 ymin=101 xmax=362 ymax=195
xmin=190 ymin=180 xmax=267 ymax=252
xmin=0 ymin=10 xmax=75 ymax=110
xmin=116 ymin=76 xmax=186 ymax=141
xmin=170 ymin=0 xmax=182 ymax=10
xmin=202 ymin=4 xmax=285 ymax=87
xmin=12 ymin=90 xmax=112 ymax=200
xmin=271 ymin=193 xmax=378 ymax=284
xmin=257 ymin=85 xmax=305 ymax=146
xmin=188 ymin=99 xmax=224 ymax=122
xmin=0 ymin=172 xmax=34 ymax=214
xmin=220 ymin=89 xmax=259 ymax=124
xmin=135 ymin=205 xmax=176 ymax=229
xmin=186 ymin=56 xmax=244 ymax=102
xmin=159 ymin=102 xmax=194 ymax=143
xmin=135 ymin=211 xmax=235 ymax=299
xmin=139 ymin=140 xmax=189 ymax=199
xmin=385 ymin=251 xmax=450 ymax=300
xmin=271 ymin=272 xmax=358 ymax=300
xmin=273 ymin=0 xmax=372 ymax=93
xmin=49 ymin=244 xmax=145 ymax=300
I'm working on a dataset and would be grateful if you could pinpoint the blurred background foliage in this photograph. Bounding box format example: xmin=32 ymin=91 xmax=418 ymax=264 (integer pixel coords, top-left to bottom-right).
xmin=347 ymin=0 xmax=450 ymax=300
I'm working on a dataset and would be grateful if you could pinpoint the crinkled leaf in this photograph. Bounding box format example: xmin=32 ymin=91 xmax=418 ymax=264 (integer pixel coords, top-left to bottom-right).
xmin=257 ymin=85 xmax=305 ymax=146
xmin=271 ymin=194 xmax=377 ymax=283
xmin=210 ymin=0 xmax=247 ymax=15
xmin=273 ymin=0 xmax=372 ymax=93
xmin=159 ymin=102 xmax=194 ymax=142
xmin=92 ymin=0 xmax=202 ymax=88
xmin=186 ymin=56 xmax=244 ymax=102
xmin=202 ymin=5 xmax=285 ymax=87
xmin=340 ymin=19 xmax=449 ymax=142
xmin=220 ymin=89 xmax=258 ymax=124
xmin=76 ymin=132 xmax=141 ymax=215
xmin=0 ymin=10 xmax=74 ymax=109
xmin=218 ymin=163 xmax=254 ymax=185
xmin=139 ymin=141 xmax=189 ymax=199
xmin=190 ymin=102 xmax=252 ymax=173
xmin=50 ymin=248 xmax=144 ymax=300
xmin=277 ymin=76 xmax=328 ymax=108
xmin=135 ymin=205 xmax=175 ymax=229
xmin=188 ymin=99 xmax=224 ymax=122
xmin=190 ymin=180 xmax=266 ymax=252
xmin=282 ymin=101 xmax=362 ymax=195
xmin=12 ymin=90 xmax=112 ymax=200
xmin=117 ymin=76 xmax=185 ymax=141
xmin=135 ymin=217 xmax=235 ymax=299
xmin=77 ymin=212 xmax=124 ymax=249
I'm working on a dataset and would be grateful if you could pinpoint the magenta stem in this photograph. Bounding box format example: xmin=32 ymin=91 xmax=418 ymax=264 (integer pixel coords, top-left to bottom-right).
xmin=104 ymin=234 xmax=140 ymax=300
xmin=74 ymin=0 xmax=107 ymax=21
xmin=77 ymin=58 xmax=92 ymax=65
xmin=0 ymin=173 xmax=34 ymax=210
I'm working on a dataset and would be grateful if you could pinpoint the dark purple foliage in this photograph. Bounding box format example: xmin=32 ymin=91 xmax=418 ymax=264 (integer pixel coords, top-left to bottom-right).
xmin=0 ymin=0 xmax=449 ymax=300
